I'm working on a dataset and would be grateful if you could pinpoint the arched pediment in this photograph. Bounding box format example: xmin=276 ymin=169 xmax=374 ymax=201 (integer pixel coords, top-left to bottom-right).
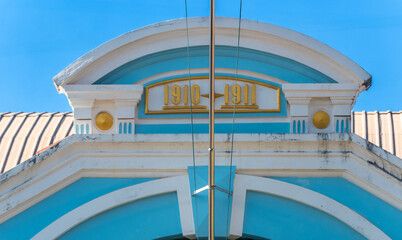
xmin=54 ymin=17 xmax=371 ymax=91
xmin=55 ymin=17 xmax=372 ymax=135
xmin=93 ymin=45 xmax=336 ymax=85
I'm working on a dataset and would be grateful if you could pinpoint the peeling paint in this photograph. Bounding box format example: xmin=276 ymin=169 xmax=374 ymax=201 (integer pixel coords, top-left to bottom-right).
xmin=367 ymin=161 xmax=401 ymax=182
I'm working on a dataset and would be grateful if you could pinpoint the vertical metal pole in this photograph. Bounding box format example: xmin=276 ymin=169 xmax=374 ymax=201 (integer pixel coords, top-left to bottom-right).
xmin=208 ymin=0 xmax=215 ymax=239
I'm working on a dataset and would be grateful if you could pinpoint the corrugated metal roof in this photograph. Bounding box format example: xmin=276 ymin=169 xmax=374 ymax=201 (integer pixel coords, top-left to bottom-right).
xmin=0 ymin=112 xmax=74 ymax=173
xmin=352 ymin=111 xmax=402 ymax=158
xmin=0 ymin=111 xmax=400 ymax=174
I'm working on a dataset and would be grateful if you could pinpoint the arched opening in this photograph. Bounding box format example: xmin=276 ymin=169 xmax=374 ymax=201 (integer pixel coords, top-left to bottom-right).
xmin=58 ymin=192 xmax=183 ymax=239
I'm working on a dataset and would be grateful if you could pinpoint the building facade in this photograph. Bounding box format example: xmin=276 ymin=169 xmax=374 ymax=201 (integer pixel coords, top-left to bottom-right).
xmin=0 ymin=17 xmax=401 ymax=239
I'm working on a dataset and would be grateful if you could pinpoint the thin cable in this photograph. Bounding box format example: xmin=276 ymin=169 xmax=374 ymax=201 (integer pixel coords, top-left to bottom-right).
xmin=226 ymin=0 xmax=243 ymax=236
xmin=184 ymin=0 xmax=199 ymax=237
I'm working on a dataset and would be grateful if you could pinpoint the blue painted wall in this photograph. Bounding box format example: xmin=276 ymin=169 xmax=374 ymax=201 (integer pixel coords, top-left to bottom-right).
xmin=271 ymin=177 xmax=402 ymax=240
xmin=94 ymin=45 xmax=314 ymax=134
xmin=243 ymin=191 xmax=365 ymax=239
xmin=188 ymin=166 xmax=236 ymax=238
xmin=59 ymin=192 xmax=183 ymax=240
xmin=241 ymin=177 xmax=401 ymax=239
xmin=1 ymin=175 xmax=399 ymax=239
xmin=93 ymin=45 xmax=336 ymax=134
xmin=0 ymin=178 xmax=154 ymax=239
xmin=94 ymin=46 xmax=335 ymax=85
xmin=135 ymin=123 xmax=290 ymax=134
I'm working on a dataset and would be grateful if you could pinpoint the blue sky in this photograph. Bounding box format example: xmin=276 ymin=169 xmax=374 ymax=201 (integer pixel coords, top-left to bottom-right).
xmin=0 ymin=0 xmax=401 ymax=112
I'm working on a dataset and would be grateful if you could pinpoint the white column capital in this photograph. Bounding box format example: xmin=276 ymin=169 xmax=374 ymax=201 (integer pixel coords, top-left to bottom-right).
xmin=69 ymin=99 xmax=95 ymax=119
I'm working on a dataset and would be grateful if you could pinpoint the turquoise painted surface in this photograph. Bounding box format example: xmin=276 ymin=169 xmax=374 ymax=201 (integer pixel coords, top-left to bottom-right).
xmin=94 ymin=46 xmax=335 ymax=85
xmin=0 ymin=178 xmax=154 ymax=240
xmin=135 ymin=123 xmax=290 ymax=134
xmin=243 ymin=191 xmax=365 ymax=239
xmin=188 ymin=166 xmax=236 ymax=238
xmin=59 ymin=192 xmax=183 ymax=240
xmin=137 ymin=73 xmax=287 ymax=119
xmin=272 ymin=177 xmax=402 ymax=240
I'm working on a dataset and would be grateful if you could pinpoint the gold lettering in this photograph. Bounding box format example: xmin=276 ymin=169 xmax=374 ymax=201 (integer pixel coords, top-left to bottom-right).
xmin=172 ymin=85 xmax=181 ymax=105
xmin=251 ymin=84 xmax=256 ymax=105
xmin=191 ymin=84 xmax=200 ymax=105
xmin=183 ymin=85 xmax=188 ymax=105
xmin=232 ymin=84 xmax=241 ymax=104
xmin=164 ymin=85 xmax=169 ymax=105
xmin=244 ymin=84 xmax=249 ymax=105
xmin=224 ymin=84 xmax=229 ymax=105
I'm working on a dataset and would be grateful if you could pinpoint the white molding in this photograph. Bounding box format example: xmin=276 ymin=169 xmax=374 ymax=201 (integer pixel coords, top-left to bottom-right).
xmin=31 ymin=175 xmax=195 ymax=240
xmin=62 ymin=85 xmax=143 ymax=100
xmin=282 ymin=83 xmax=359 ymax=92
xmin=229 ymin=174 xmax=390 ymax=240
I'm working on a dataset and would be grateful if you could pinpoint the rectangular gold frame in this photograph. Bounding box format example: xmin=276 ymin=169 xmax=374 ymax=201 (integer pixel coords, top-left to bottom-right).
xmin=144 ymin=76 xmax=281 ymax=115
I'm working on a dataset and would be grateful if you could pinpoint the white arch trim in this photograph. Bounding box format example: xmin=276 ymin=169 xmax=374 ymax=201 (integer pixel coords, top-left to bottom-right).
xmin=54 ymin=17 xmax=370 ymax=90
xmin=229 ymin=174 xmax=390 ymax=240
xmin=32 ymin=175 xmax=195 ymax=240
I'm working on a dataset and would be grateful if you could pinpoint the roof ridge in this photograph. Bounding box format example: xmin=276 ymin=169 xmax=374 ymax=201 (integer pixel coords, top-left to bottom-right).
xmin=352 ymin=111 xmax=401 ymax=113
xmin=0 ymin=112 xmax=73 ymax=115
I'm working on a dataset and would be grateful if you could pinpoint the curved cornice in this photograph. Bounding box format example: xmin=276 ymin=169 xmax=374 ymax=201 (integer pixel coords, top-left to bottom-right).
xmin=53 ymin=17 xmax=371 ymax=92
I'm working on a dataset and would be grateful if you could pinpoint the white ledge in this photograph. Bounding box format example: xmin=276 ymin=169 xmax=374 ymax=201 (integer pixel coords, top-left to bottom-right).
xmin=62 ymin=84 xmax=143 ymax=100
xmin=1 ymin=133 xmax=400 ymax=185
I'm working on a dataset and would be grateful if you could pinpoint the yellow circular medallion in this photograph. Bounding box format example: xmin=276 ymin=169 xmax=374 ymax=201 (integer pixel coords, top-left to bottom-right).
xmin=96 ymin=112 xmax=114 ymax=131
xmin=312 ymin=111 xmax=330 ymax=129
